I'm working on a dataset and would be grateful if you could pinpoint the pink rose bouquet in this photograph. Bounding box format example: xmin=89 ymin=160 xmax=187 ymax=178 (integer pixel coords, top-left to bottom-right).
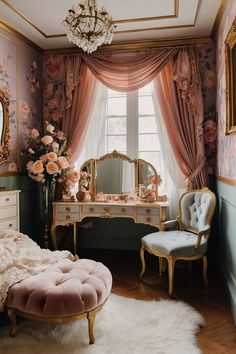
xmin=23 ymin=122 xmax=78 ymax=189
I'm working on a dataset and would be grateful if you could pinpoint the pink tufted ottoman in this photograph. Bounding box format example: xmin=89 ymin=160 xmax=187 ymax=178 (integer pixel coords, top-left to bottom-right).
xmin=6 ymin=258 xmax=112 ymax=344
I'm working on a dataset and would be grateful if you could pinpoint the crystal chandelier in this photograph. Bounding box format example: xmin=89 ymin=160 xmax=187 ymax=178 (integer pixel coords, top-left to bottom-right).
xmin=62 ymin=0 xmax=114 ymax=54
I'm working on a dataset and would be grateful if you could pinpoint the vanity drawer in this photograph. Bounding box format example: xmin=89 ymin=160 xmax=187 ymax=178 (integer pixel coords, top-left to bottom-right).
xmin=136 ymin=214 xmax=160 ymax=225
xmin=137 ymin=207 xmax=160 ymax=216
xmin=0 ymin=193 xmax=17 ymax=207
xmin=57 ymin=204 xmax=80 ymax=213
xmin=81 ymin=205 xmax=135 ymax=216
xmin=57 ymin=212 xmax=80 ymax=221
xmin=0 ymin=218 xmax=18 ymax=231
xmin=0 ymin=206 xmax=17 ymax=220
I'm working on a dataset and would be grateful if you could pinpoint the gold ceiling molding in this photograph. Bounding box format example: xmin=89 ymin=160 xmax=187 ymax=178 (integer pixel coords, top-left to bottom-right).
xmin=0 ymin=0 xmax=192 ymax=39
xmin=44 ymin=36 xmax=212 ymax=55
xmin=0 ymin=20 xmax=43 ymax=52
xmin=216 ymin=175 xmax=236 ymax=186
xmin=211 ymin=0 xmax=228 ymax=38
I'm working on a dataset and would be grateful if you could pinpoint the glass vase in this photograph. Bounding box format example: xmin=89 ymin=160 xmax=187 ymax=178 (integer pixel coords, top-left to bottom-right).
xmin=38 ymin=179 xmax=55 ymax=249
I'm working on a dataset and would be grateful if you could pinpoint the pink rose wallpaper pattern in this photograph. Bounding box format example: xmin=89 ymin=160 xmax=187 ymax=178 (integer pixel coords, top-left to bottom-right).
xmin=0 ymin=28 xmax=43 ymax=174
xmin=216 ymin=0 xmax=236 ymax=180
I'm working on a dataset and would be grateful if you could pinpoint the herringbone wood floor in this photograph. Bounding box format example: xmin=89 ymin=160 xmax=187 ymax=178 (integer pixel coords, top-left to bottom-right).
xmin=80 ymin=249 xmax=236 ymax=354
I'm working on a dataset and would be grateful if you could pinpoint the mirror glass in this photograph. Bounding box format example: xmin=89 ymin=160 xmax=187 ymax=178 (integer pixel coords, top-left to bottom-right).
xmin=96 ymin=158 xmax=135 ymax=194
xmin=0 ymin=100 xmax=3 ymax=144
xmin=139 ymin=161 xmax=157 ymax=188
xmin=79 ymin=159 xmax=93 ymax=193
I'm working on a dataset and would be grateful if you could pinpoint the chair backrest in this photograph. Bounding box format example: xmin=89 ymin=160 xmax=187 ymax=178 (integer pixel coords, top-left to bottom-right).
xmin=179 ymin=188 xmax=216 ymax=234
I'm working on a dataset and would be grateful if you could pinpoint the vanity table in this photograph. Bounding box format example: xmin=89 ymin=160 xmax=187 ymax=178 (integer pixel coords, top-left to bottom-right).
xmin=0 ymin=190 xmax=20 ymax=231
xmin=51 ymin=150 xmax=168 ymax=254
xmin=51 ymin=200 xmax=168 ymax=254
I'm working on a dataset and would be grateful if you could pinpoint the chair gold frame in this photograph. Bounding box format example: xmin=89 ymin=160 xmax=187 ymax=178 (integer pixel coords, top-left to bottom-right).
xmin=140 ymin=188 xmax=216 ymax=297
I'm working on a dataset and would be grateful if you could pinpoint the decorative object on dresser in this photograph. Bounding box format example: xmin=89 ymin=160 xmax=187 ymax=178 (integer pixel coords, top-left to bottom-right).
xmin=52 ymin=151 xmax=167 ymax=255
xmin=0 ymin=190 xmax=20 ymax=231
xmin=140 ymin=188 xmax=216 ymax=297
xmin=22 ymin=121 xmax=79 ymax=248
xmin=0 ymin=88 xmax=10 ymax=164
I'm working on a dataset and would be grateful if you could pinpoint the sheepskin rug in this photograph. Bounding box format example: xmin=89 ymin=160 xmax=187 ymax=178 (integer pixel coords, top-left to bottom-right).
xmin=0 ymin=293 xmax=204 ymax=354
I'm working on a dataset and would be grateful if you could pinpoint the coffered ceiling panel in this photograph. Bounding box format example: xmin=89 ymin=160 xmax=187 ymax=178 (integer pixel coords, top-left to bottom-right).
xmin=0 ymin=0 xmax=223 ymax=50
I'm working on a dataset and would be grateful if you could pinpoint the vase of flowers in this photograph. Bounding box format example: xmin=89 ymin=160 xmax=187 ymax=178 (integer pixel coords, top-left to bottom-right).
xmin=23 ymin=121 xmax=79 ymax=248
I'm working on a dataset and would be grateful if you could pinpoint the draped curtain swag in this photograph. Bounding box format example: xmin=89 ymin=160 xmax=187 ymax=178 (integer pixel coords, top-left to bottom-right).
xmin=61 ymin=46 xmax=208 ymax=188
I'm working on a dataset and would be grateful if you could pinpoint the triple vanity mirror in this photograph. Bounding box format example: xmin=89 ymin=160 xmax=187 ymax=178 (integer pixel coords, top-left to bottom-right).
xmin=0 ymin=89 xmax=10 ymax=164
xmin=79 ymin=150 xmax=162 ymax=203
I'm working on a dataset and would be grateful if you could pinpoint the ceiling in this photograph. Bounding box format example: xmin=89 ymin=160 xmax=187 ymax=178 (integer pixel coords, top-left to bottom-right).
xmin=0 ymin=0 xmax=223 ymax=50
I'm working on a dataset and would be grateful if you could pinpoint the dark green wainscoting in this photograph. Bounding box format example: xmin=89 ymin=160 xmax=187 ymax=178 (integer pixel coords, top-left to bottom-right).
xmin=0 ymin=175 xmax=41 ymax=245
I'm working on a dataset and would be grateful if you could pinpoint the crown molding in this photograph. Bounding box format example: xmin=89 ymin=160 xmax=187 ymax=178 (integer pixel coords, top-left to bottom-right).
xmin=211 ymin=0 xmax=228 ymax=38
xmin=0 ymin=20 xmax=43 ymax=52
xmin=43 ymin=36 xmax=212 ymax=55
xmin=216 ymin=175 xmax=236 ymax=186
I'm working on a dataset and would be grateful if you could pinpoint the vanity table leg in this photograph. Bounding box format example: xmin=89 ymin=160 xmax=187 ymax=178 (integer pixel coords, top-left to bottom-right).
xmin=73 ymin=222 xmax=78 ymax=257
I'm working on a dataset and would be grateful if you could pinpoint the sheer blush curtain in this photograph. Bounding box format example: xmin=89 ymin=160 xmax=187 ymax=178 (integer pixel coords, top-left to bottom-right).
xmin=60 ymin=47 xmax=208 ymax=191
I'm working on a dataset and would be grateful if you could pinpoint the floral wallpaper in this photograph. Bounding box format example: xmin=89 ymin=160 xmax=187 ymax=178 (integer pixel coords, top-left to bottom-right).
xmin=0 ymin=28 xmax=43 ymax=174
xmin=216 ymin=0 xmax=236 ymax=180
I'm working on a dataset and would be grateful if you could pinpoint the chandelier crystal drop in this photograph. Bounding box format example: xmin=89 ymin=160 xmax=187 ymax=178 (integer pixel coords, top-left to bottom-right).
xmin=62 ymin=0 xmax=114 ymax=54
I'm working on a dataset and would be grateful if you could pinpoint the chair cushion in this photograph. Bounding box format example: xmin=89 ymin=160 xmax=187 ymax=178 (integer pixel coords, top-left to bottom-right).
xmin=6 ymin=259 xmax=112 ymax=318
xmin=142 ymin=231 xmax=207 ymax=257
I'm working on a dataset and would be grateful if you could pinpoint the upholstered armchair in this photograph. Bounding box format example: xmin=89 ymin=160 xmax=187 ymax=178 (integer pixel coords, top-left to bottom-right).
xmin=140 ymin=188 xmax=216 ymax=297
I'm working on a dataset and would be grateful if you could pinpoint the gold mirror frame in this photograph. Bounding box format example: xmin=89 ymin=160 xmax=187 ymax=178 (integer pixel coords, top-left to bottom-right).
xmin=225 ymin=16 xmax=236 ymax=135
xmin=0 ymin=90 xmax=10 ymax=164
xmin=79 ymin=150 xmax=160 ymax=202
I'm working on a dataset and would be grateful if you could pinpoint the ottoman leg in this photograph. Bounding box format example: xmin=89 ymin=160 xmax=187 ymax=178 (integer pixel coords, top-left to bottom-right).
xmin=87 ymin=310 xmax=96 ymax=344
xmin=7 ymin=309 xmax=17 ymax=337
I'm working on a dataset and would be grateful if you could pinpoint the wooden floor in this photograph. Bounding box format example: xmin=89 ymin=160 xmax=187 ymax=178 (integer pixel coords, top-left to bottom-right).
xmin=79 ymin=248 xmax=236 ymax=354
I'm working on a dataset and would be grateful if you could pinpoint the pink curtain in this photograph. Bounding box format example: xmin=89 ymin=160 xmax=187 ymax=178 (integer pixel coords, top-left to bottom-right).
xmin=81 ymin=48 xmax=178 ymax=92
xmin=62 ymin=57 xmax=98 ymax=163
xmin=60 ymin=47 xmax=208 ymax=188
xmin=153 ymin=53 xmax=208 ymax=189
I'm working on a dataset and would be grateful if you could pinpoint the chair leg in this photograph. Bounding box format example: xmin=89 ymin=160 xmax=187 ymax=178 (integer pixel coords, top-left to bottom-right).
xmin=203 ymin=256 xmax=208 ymax=289
xmin=139 ymin=245 xmax=146 ymax=280
xmin=167 ymin=257 xmax=175 ymax=298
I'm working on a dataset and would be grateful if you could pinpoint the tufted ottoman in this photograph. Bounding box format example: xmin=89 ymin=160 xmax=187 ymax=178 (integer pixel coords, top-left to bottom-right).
xmin=5 ymin=258 xmax=112 ymax=344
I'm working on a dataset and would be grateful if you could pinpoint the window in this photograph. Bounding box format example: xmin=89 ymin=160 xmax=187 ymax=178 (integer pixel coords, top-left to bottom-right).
xmin=105 ymin=82 xmax=167 ymax=193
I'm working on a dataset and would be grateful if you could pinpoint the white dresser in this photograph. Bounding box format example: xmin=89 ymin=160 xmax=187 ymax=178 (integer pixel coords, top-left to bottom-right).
xmin=0 ymin=190 xmax=20 ymax=231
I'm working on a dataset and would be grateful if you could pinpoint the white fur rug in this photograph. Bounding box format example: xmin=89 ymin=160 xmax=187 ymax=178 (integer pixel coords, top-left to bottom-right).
xmin=0 ymin=294 xmax=204 ymax=354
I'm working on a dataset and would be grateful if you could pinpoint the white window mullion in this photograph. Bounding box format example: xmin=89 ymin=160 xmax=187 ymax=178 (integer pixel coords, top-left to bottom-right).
xmin=127 ymin=91 xmax=138 ymax=159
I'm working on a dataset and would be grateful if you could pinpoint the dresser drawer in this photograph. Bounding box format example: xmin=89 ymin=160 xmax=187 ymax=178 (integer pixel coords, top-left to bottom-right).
xmin=0 ymin=206 xmax=17 ymax=220
xmin=137 ymin=207 xmax=160 ymax=216
xmin=57 ymin=212 xmax=80 ymax=222
xmin=81 ymin=205 xmax=135 ymax=216
xmin=136 ymin=214 xmax=160 ymax=225
xmin=0 ymin=218 xmax=18 ymax=231
xmin=57 ymin=204 xmax=80 ymax=213
xmin=0 ymin=193 xmax=17 ymax=207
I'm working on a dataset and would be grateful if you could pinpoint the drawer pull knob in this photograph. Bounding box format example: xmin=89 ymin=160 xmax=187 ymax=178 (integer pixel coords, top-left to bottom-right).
xmin=66 ymin=207 xmax=70 ymax=212
xmin=9 ymin=223 xmax=13 ymax=227
xmin=104 ymin=207 xmax=110 ymax=213
xmin=66 ymin=215 xmax=70 ymax=220
xmin=5 ymin=198 xmax=10 ymax=202
xmin=121 ymin=208 xmax=126 ymax=213
xmin=146 ymin=209 xmax=151 ymax=214
xmin=89 ymin=208 xmax=94 ymax=212
xmin=146 ymin=217 xmax=151 ymax=223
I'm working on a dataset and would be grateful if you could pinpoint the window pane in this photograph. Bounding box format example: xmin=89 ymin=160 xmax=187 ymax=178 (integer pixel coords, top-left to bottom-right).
xmin=139 ymin=151 xmax=161 ymax=171
xmin=108 ymin=89 xmax=125 ymax=97
xmin=138 ymin=96 xmax=155 ymax=115
xmin=108 ymin=135 xmax=126 ymax=152
xmin=107 ymin=117 xmax=126 ymax=134
xmin=139 ymin=134 xmax=160 ymax=151
xmin=139 ymin=83 xmax=152 ymax=95
xmin=108 ymin=97 xmax=126 ymax=116
xmin=139 ymin=116 xmax=157 ymax=133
